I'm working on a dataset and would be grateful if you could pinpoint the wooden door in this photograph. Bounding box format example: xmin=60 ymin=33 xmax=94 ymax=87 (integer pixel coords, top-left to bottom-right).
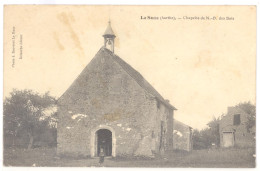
xmin=223 ymin=132 xmax=234 ymax=147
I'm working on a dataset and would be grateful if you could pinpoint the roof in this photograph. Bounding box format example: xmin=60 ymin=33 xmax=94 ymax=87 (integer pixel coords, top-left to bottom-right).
xmin=174 ymin=119 xmax=192 ymax=129
xmin=103 ymin=22 xmax=115 ymax=37
xmin=103 ymin=48 xmax=176 ymax=110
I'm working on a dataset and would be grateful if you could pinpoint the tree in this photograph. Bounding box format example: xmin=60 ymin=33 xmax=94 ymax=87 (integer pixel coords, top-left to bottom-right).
xmin=207 ymin=116 xmax=220 ymax=147
xmin=235 ymin=102 xmax=256 ymax=133
xmin=193 ymin=129 xmax=207 ymax=149
xmin=193 ymin=116 xmax=220 ymax=150
xmin=3 ymin=89 xmax=57 ymax=149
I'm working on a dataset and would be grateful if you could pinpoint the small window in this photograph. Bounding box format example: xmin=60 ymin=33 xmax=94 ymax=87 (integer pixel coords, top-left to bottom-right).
xmin=156 ymin=100 xmax=160 ymax=109
xmin=233 ymin=114 xmax=241 ymax=125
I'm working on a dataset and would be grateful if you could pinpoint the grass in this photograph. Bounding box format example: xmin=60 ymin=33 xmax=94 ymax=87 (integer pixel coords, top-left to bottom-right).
xmin=3 ymin=147 xmax=255 ymax=167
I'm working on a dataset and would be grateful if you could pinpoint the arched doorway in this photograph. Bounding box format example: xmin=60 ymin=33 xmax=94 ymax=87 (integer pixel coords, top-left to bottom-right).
xmin=96 ymin=129 xmax=112 ymax=156
xmin=90 ymin=125 xmax=116 ymax=157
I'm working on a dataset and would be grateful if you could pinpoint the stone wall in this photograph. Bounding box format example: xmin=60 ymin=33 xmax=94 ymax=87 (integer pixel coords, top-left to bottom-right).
xmin=154 ymin=100 xmax=174 ymax=154
xmin=173 ymin=120 xmax=192 ymax=151
xmin=57 ymin=48 xmax=173 ymax=157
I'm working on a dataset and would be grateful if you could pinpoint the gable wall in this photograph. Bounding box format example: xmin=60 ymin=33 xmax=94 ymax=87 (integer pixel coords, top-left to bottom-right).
xmin=219 ymin=107 xmax=255 ymax=148
xmin=57 ymin=49 xmax=171 ymax=157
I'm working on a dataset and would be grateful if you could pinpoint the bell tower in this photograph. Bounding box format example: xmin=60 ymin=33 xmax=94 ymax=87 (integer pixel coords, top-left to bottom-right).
xmin=103 ymin=21 xmax=116 ymax=53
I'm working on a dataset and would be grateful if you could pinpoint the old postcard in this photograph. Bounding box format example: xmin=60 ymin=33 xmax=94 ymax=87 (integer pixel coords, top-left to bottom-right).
xmin=3 ymin=5 xmax=256 ymax=167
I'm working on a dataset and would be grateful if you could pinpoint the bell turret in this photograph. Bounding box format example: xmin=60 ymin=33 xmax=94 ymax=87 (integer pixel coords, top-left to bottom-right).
xmin=103 ymin=21 xmax=116 ymax=53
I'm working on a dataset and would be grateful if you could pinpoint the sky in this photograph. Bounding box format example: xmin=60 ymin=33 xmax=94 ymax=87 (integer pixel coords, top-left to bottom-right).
xmin=3 ymin=5 xmax=256 ymax=130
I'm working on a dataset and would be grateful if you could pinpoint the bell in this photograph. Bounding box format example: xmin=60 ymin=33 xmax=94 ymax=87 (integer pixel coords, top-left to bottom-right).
xmin=108 ymin=39 xmax=112 ymax=45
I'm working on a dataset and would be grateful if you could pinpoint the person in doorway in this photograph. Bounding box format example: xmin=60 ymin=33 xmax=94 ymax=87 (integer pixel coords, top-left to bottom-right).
xmin=99 ymin=148 xmax=105 ymax=165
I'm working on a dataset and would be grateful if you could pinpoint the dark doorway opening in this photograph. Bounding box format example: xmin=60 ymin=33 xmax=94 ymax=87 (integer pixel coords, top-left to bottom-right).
xmin=96 ymin=129 xmax=112 ymax=156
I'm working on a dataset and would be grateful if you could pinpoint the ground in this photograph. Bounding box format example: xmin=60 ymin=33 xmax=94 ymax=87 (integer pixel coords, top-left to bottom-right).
xmin=3 ymin=147 xmax=255 ymax=168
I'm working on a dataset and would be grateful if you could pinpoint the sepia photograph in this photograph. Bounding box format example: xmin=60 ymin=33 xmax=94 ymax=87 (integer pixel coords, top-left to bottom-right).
xmin=2 ymin=5 xmax=256 ymax=168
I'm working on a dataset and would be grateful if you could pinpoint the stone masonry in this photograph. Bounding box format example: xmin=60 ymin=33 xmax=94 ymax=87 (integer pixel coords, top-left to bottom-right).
xmin=173 ymin=120 xmax=193 ymax=152
xmin=57 ymin=47 xmax=176 ymax=157
xmin=219 ymin=106 xmax=255 ymax=148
